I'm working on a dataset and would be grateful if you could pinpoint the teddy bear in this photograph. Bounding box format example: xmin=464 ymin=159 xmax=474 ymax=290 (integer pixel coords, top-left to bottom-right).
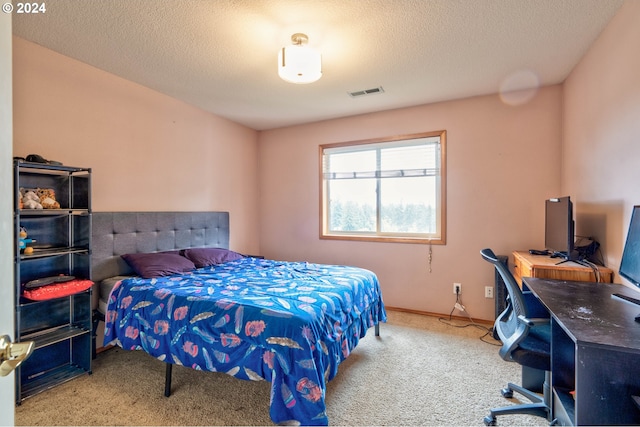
xmin=21 ymin=190 xmax=43 ymax=209
xmin=37 ymin=188 xmax=60 ymax=209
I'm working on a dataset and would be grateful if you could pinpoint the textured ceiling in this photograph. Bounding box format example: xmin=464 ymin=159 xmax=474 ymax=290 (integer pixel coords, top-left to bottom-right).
xmin=12 ymin=0 xmax=624 ymax=130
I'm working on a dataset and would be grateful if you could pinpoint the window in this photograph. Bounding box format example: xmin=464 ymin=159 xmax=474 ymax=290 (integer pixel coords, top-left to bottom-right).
xmin=320 ymin=130 xmax=446 ymax=244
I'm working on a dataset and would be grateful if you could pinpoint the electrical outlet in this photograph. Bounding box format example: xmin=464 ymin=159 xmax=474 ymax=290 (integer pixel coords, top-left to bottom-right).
xmin=453 ymin=283 xmax=461 ymax=294
xmin=485 ymin=286 xmax=494 ymax=298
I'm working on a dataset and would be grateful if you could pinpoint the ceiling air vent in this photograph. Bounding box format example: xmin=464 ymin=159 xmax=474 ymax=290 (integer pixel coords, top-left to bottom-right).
xmin=348 ymin=86 xmax=385 ymax=98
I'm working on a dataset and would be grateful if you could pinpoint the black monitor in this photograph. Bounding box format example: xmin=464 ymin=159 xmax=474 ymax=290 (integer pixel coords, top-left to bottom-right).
xmin=545 ymin=196 xmax=575 ymax=260
xmin=620 ymin=205 xmax=640 ymax=287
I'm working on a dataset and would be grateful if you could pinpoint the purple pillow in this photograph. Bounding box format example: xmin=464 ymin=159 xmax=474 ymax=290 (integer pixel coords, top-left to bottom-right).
xmin=181 ymin=248 xmax=244 ymax=268
xmin=121 ymin=252 xmax=196 ymax=278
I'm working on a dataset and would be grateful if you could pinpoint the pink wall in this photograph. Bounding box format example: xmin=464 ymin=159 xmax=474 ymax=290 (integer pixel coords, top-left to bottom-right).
xmin=562 ymin=0 xmax=640 ymax=288
xmin=258 ymin=87 xmax=563 ymax=320
xmin=12 ymin=37 xmax=260 ymax=254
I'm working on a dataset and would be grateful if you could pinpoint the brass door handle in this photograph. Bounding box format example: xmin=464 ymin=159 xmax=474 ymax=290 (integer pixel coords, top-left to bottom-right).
xmin=0 ymin=335 xmax=34 ymax=376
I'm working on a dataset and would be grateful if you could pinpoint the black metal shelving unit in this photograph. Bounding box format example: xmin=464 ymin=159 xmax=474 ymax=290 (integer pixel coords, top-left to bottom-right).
xmin=13 ymin=160 xmax=92 ymax=404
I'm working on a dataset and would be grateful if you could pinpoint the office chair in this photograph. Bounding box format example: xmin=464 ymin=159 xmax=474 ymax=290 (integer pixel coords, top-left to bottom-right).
xmin=480 ymin=248 xmax=552 ymax=426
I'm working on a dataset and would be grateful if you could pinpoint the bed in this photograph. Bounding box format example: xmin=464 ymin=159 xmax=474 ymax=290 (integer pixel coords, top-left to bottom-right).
xmin=92 ymin=212 xmax=386 ymax=426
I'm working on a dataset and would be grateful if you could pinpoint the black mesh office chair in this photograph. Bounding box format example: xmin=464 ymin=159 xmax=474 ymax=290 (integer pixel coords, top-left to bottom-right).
xmin=480 ymin=248 xmax=552 ymax=426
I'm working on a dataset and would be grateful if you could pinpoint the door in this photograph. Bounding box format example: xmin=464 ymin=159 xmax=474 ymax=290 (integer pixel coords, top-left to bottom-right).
xmin=1 ymin=10 xmax=15 ymax=426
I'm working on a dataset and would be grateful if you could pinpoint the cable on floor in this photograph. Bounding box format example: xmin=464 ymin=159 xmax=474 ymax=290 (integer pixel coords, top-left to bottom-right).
xmin=438 ymin=293 xmax=501 ymax=346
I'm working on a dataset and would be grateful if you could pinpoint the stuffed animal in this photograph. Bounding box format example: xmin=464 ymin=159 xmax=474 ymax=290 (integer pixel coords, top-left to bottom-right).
xmin=21 ymin=190 xmax=42 ymax=209
xmin=37 ymin=188 xmax=60 ymax=209
xmin=19 ymin=227 xmax=35 ymax=255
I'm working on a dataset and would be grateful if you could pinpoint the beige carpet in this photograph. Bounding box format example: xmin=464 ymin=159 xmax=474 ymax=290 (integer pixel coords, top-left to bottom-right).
xmin=15 ymin=310 xmax=547 ymax=426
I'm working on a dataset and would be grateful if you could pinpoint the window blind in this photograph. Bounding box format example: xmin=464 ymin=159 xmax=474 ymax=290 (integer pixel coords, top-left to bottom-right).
xmin=323 ymin=137 xmax=440 ymax=180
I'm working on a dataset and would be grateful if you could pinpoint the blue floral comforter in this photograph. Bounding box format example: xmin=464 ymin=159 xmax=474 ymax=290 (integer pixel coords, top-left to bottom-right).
xmin=104 ymin=257 xmax=386 ymax=425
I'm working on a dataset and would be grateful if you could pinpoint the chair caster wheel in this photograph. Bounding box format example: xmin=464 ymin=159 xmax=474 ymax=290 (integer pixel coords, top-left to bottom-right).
xmin=484 ymin=415 xmax=497 ymax=426
xmin=501 ymin=387 xmax=514 ymax=398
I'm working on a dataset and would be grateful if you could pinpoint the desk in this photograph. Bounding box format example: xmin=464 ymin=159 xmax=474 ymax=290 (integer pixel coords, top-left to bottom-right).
xmin=513 ymin=251 xmax=613 ymax=285
xmin=524 ymin=277 xmax=640 ymax=425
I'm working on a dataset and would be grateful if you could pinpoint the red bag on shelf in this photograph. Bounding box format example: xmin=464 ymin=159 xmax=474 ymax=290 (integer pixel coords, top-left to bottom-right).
xmin=22 ymin=279 xmax=93 ymax=301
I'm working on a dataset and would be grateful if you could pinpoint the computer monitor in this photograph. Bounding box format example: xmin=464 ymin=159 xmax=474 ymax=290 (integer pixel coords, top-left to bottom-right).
xmin=545 ymin=196 xmax=575 ymax=260
xmin=620 ymin=205 xmax=640 ymax=287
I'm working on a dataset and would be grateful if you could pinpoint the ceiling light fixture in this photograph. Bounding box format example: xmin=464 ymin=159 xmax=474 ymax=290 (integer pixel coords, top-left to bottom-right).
xmin=278 ymin=33 xmax=322 ymax=84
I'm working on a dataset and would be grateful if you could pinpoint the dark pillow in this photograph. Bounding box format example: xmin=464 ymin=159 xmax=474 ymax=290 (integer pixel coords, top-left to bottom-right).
xmin=121 ymin=252 xmax=196 ymax=278
xmin=181 ymin=248 xmax=244 ymax=268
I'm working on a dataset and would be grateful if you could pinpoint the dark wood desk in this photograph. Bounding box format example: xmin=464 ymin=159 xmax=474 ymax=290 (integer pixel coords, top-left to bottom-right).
xmin=524 ymin=277 xmax=640 ymax=425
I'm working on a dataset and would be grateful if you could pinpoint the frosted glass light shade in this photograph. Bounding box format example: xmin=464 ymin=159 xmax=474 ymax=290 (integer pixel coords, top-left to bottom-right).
xmin=278 ymin=44 xmax=322 ymax=84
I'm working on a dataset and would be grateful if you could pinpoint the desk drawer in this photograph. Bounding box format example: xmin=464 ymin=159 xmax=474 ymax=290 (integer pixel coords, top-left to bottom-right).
xmin=531 ymin=267 xmax=611 ymax=283
xmin=512 ymin=255 xmax=531 ymax=286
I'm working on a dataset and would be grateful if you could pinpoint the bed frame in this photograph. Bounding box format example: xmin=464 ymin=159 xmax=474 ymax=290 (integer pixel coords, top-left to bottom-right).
xmin=91 ymin=211 xmax=231 ymax=393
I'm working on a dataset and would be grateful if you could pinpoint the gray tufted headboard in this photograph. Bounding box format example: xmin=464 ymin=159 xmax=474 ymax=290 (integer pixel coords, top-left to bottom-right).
xmin=91 ymin=211 xmax=230 ymax=284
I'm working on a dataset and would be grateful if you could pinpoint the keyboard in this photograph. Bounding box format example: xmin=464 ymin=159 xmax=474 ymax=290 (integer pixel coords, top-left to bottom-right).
xmin=612 ymin=293 xmax=640 ymax=307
